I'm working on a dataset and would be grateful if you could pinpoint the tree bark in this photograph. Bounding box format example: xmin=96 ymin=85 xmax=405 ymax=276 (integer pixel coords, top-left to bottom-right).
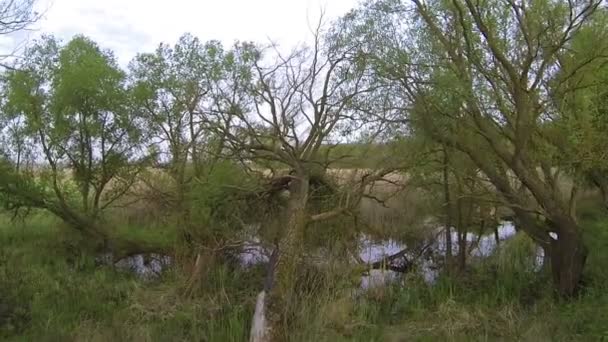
xmin=442 ymin=147 xmax=453 ymax=270
xmin=568 ymin=183 xmax=578 ymax=220
xmin=263 ymin=174 xmax=310 ymax=341
xmin=457 ymin=230 xmax=467 ymax=272
xmin=548 ymin=217 xmax=588 ymax=297
xmin=250 ymin=291 xmax=269 ymax=342
xmin=456 ymin=198 xmax=467 ymax=272
xmin=249 ymin=248 xmax=279 ymax=342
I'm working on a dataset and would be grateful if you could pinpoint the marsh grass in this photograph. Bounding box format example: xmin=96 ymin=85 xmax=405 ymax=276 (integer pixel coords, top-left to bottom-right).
xmin=0 ymin=213 xmax=257 ymax=341
xmin=1 ymin=198 xmax=608 ymax=341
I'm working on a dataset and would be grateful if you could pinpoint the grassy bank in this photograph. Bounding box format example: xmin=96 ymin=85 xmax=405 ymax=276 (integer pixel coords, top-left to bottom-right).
xmin=1 ymin=208 xmax=607 ymax=341
xmin=0 ymin=213 xmax=258 ymax=341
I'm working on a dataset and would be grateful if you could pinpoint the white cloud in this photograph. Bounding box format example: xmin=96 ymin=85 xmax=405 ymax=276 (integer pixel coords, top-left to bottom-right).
xmin=2 ymin=0 xmax=359 ymax=65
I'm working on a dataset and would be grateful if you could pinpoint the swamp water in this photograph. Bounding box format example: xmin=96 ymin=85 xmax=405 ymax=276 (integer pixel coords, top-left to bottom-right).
xmin=107 ymin=221 xmax=543 ymax=290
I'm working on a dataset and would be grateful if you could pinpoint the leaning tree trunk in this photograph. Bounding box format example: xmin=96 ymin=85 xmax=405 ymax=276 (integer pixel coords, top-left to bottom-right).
xmin=548 ymin=216 xmax=588 ymax=297
xmin=250 ymin=175 xmax=310 ymax=342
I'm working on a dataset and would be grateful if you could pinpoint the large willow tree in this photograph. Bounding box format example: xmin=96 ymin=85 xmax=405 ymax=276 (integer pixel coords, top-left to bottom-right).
xmin=1 ymin=36 xmax=145 ymax=243
xmin=338 ymin=0 xmax=608 ymax=296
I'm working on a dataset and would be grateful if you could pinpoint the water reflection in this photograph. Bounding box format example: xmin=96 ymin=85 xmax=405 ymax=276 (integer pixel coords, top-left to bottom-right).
xmin=357 ymin=221 xmax=545 ymax=290
xmin=113 ymin=254 xmax=173 ymax=281
xmin=112 ymin=221 xmax=543 ymax=286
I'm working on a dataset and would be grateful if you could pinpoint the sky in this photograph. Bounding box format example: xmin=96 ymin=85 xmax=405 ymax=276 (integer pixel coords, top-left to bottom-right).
xmin=1 ymin=0 xmax=360 ymax=66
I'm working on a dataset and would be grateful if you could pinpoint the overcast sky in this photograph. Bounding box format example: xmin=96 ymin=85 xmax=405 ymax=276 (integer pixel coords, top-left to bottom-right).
xmin=2 ymin=0 xmax=360 ymax=66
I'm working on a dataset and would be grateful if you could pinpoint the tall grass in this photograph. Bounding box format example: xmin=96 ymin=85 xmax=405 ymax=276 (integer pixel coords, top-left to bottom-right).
xmin=0 ymin=213 xmax=258 ymax=341
xmin=2 ymin=196 xmax=608 ymax=341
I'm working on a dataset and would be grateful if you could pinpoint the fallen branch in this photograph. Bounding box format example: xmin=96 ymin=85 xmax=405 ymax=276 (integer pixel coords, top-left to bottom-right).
xmin=366 ymin=229 xmax=444 ymax=273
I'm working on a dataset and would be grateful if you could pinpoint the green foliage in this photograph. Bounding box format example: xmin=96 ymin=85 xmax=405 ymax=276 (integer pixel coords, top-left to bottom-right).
xmin=186 ymin=161 xmax=260 ymax=241
xmin=319 ymin=142 xmax=407 ymax=169
xmin=0 ymin=160 xmax=45 ymax=209
xmin=2 ymin=1 xmax=608 ymax=340
xmin=2 ymin=210 xmax=608 ymax=341
xmin=0 ymin=213 xmax=258 ymax=341
xmin=129 ymin=34 xmax=223 ymax=139
xmin=1 ymin=35 xmax=145 ymax=219
xmin=495 ymin=233 xmax=539 ymax=274
xmin=553 ymin=10 xmax=608 ymax=176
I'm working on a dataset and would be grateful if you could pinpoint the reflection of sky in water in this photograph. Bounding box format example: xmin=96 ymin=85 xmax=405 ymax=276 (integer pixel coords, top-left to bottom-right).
xmin=114 ymin=254 xmax=173 ymax=281
xmin=109 ymin=220 xmax=545 ymax=291
xmin=359 ymin=238 xmax=405 ymax=263
xmin=109 ymin=220 xmax=545 ymax=294
xmin=357 ymin=221 xmax=532 ymax=289
xmin=239 ymin=236 xmax=270 ymax=266
xmin=231 ymin=221 xmax=543 ymax=291
xmin=471 ymin=221 xmax=516 ymax=257
xmin=358 ymin=221 xmax=518 ymax=263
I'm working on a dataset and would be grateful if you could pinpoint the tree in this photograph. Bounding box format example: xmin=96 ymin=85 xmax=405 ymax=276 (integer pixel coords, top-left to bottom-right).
xmin=1 ymin=35 xmax=145 ymax=244
xmin=0 ymin=0 xmax=41 ymax=68
xmin=549 ymin=9 xmax=608 ymax=212
xmin=0 ymin=0 xmax=39 ymax=34
xmin=129 ymin=34 xmax=225 ymax=214
xmin=403 ymin=133 xmax=499 ymax=273
xmin=340 ymin=0 xmax=606 ymax=296
xmin=207 ymin=21 xmax=392 ymax=340
xmin=0 ymin=0 xmax=41 ymax=187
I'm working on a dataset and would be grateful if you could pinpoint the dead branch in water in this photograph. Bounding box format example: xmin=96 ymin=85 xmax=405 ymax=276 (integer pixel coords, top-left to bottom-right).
xmin=365 ymin=229 xmax=444 ymax=273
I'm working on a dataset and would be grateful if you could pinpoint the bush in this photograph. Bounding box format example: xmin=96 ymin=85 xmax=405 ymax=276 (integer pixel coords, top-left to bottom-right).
xmin=186 ymin=161 xmax=261 ymax=242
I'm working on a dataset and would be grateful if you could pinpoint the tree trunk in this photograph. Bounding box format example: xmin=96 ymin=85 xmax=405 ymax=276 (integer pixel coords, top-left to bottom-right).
xmin=457 ymin=230 xmax=467 ymax=272
xmin=445 ymin=228 xmax=453 ymax=270
xmin=541 ymin=245 xmax=551 ymax=274
xmin=250 ymin=291 xmax=269 ymax=342
xmin=548 ymin=218 xmax=588 ymax=297
xmin=256 ymin=174 xmax=309 ymax=341
xmin=455 ymin=176 xmax=467 ymax=272
xmin=568 ymin=183 xmax=578 ymax=220
xmin=442 ymin=147 xmax=453 ymax=270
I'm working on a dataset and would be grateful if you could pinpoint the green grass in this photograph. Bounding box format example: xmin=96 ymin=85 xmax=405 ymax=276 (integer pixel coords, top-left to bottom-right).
xmin=0 ymin=213 xmax=257 ymax=341
xmin=287 ymin=197 xmax=608 ymax=341
xmin=1 ymin=202 xmax=608 ymax=341
xmin=366 ymin=208 xmax=608 ymax=341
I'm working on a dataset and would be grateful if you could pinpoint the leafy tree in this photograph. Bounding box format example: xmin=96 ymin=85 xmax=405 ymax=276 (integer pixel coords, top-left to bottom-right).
xmin=128 ymin=35 xmax=263 ymax=274
xmin=549 ymin=10 xmax=608 ymax=211
xmin=339 ymin=0 xmax=606 ymax=296
xmin=208 ymin=23 xmax=394 ymax=340
xmin=1 ymin=35 xmax=145 ymax=240
xmin=129 ymin=34 xmax=225 ymax=213
xmin=402 ymin=132 xmax=501 ymax=273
